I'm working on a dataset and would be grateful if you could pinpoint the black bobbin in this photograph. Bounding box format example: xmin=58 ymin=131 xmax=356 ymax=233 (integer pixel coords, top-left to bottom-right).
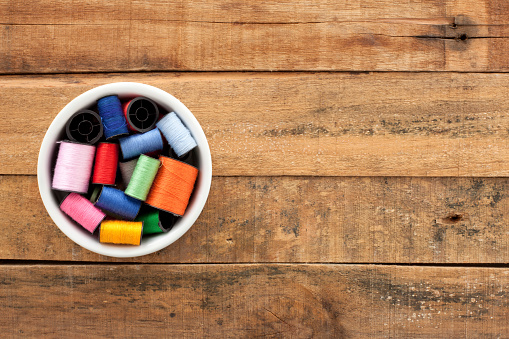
xmin=159 ymin=211 xmax=179 ymax=232
xmin=165 ymin=147 xmax=197 ymax=166
xmin=65 ymin=110 xmax=103 ymax=144
xmin=125 ymin=97 xmax=160 ymax=133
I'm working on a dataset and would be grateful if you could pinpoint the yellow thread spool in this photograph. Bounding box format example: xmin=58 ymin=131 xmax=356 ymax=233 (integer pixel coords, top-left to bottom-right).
xmin=99 ymin=220 xmax=143 ymax=245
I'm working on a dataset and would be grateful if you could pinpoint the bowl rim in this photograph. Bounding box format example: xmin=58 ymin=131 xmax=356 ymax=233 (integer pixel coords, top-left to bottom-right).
xmin=37 ymin=82 xmax=212 ymax=258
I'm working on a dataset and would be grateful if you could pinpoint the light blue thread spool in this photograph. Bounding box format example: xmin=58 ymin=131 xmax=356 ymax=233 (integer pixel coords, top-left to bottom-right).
xmin=97 ymin=96 xmax=129 ymax=139
xmin=156 ymin=112 xmax=197 ymax=157
xmin=118 ymin=129 xmax=163 ymax=160
xmin=94 ymin=186 xmax=142 ymax=220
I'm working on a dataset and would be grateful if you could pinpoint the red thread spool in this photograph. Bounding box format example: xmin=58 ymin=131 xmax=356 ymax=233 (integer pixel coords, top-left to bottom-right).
xmin=122 ymin=100 xmax=137 ymax=132
xmin=146 ymin=156 xmax=198 ymax=216
xmin=92 ymin=142 xmax=119 ymax=185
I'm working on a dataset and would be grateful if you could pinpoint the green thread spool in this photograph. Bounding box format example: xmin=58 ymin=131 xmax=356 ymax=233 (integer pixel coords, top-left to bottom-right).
xmin=136 ymin=209 xmax=164 ymax=235
xmin=125 ymin=154 xmax=160 ymax=201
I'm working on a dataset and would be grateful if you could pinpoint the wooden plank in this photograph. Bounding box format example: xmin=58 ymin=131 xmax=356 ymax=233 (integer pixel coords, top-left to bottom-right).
xmin=2 ymin=72 xmax=509 ymax=176
xmin=1 ymin=0 xmax=509 ymax=72
xmin=3 ymin=175 xmax=509 ymax=263
xmin=0 ymin=264 xmax=508 ymax=337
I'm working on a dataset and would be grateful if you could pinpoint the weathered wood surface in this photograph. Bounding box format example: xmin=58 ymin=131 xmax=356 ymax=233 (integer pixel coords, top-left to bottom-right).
xmin=3 ymin=175 xmax=509 ymax=263
xmin=3 ymin=72 xmax=509 ymax=176
xmin=2 ymin=0 xmax=509 ymax=73
xmin=1 ymin=264 xmax=508 ymax=338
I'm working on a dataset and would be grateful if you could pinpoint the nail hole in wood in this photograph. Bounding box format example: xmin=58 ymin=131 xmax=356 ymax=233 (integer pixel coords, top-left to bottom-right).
xmin=442 ymin=213 xmax=463 ymax=224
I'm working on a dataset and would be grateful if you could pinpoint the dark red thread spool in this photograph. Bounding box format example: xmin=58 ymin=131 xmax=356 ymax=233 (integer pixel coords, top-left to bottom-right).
xmin=92 ymin=143 xmax=119 ymax=185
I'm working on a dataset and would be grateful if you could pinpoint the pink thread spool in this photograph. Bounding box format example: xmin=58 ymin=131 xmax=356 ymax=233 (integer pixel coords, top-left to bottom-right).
xmin=60 ymin=193 xmax=106 ymax=233
xmin=52 ymin=141 xmax=95 ymax=193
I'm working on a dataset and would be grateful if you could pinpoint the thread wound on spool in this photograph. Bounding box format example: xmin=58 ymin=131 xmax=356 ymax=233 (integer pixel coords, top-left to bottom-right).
xmin=136 ymin=210 xmax=163 ymax=235
xmin=146 ymin=156 xmax=199 ymax=216
xmin=92 ymin=143 xmax=119 ymax=185
xmin=122 ymin=97 xmax=160 ymax=133
xmin=125 ymin=155 xmax=160 ymax=201
xmin=119 ymin=158 xmax=138 ymax=187
xmin=52 ymin=141 xmax=96 ymax=193
xmin=65 ymin=110 xmax=103 ymax=144
xmin=99 ymin=220 xmax=143 ymax=245
xmin=97 ymin=95 xmax=129 ymax=139
xmin=95 ymin=186 xmax=142 ymax=220
xmin=156 ymin=112 xmax=198 ymax=157
xmin=60 ymin=193 xmax=106 ymax=233
xmin=119 ymin=128 xmax=163 ymax=160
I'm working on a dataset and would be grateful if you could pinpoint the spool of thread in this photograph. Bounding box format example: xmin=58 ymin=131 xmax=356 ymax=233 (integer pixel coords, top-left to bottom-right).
xmin=118 ymin=128 xmax=163 ymax=160
xmin=159 ymin=211 xmax=179 ymax=232
xmin=156 ymin=112 xmax=197 ymax=157
xmin=60 ymin=193 xmax=106 ymax=233
xmin=99 ymin=220 xmax=143 ymax=245
xmin=65 ymin=110 xmax=103 ymax=144
xmin=92 ymin=142 xmax=119 ymax=185
xmin=122 ymin=97 xmax=160 ymax=133
xmin=97 ymin=95 xmax=129 ymax=139
xmin=95 ymin=186 xmax=142 ymax=220
xmin=119 ymin=158 xmax=138 ymax=187
xmin=146 ymin=156 xmax=199 ymax=216
xmin=136 ymin=210 xmax=164 ymax=235
xmin=52 ymin=141 xmax=95 ymax=193
xmin=125 ymin=155 xmax=160 ymax=201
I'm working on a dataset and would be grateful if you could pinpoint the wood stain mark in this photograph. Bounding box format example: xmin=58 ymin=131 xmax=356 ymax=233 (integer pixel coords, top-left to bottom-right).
xmin=355 ymin=272 xmax=504 ymax=318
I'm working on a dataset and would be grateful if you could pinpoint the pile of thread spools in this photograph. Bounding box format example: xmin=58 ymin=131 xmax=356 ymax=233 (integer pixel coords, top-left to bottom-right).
xmin=52 ymin=95 xmax=199 ymax=246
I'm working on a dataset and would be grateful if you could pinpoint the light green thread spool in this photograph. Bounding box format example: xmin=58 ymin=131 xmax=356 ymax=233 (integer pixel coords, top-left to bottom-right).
xmin=125 ymin=154 xmax=160 ymax=201
xmin=136 ymin=209 xmax=164 ymax=235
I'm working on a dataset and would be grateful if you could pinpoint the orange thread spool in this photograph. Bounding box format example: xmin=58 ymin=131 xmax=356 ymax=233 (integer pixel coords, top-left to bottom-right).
xmin=146 ymin=156 xmax=198 ymax=216
xmin=99 ymin=220 xmax=143 ymax=245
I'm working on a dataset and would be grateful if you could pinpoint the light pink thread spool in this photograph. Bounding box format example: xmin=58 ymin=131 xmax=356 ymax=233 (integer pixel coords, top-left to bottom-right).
xmin=60 ymin=193 xmax=105 ymax=233
xmin=52 ymin=141 xmax=95 ymax=193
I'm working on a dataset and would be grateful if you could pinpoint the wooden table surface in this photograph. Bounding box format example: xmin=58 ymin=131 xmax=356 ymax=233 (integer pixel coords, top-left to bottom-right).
xmin=2 ymin=0 xmax=509 ymax=337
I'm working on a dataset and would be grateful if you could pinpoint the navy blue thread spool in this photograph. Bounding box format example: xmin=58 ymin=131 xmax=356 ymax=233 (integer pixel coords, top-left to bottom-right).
xmin=94 ymin=186 xmax=142 ymax=220
xmin=118 ymin=129 xmax=164 ymax=160
xmin=65 ymin=110 xmax=103 ymax=144
xmin=97 ymin=95 xmax=129 ymax=139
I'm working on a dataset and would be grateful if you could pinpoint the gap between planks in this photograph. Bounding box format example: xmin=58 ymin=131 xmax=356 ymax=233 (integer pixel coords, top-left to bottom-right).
xmin=0 ymin=260 xmax=508 ymax=268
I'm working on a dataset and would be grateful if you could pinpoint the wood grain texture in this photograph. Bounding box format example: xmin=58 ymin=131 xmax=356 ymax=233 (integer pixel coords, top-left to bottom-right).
xmin=1 ymin=264 xmax=508 ymax=337
xmin=2 ymin=0 xmax=509 ymax=72
xmin=3 ymin=175 xmax=509 ymax=263
xmin=2 ymin=72 xmax=509 ymax=176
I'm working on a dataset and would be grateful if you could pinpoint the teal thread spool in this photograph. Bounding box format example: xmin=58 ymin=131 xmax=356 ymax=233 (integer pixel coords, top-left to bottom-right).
xmin=125 ymin=155 xmax=160 ymax=201
xmin=136 ymin=209 xmax=164 ymax=235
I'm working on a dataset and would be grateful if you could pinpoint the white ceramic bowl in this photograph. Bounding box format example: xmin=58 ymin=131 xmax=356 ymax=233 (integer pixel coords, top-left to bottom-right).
xmin=37 ymin=82 xmax=212 ymax=257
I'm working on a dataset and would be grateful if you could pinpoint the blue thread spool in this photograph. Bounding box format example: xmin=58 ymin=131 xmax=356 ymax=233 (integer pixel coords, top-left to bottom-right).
xmin=97 ymin=95 xmax=129 ymax=139
xmin=156 ymin=112 xmax=197 ymax=157
xmin=118 ymin=129 xmax=164 ymax=160
xmin=94 ymin=186 xmax=142 ymax=220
